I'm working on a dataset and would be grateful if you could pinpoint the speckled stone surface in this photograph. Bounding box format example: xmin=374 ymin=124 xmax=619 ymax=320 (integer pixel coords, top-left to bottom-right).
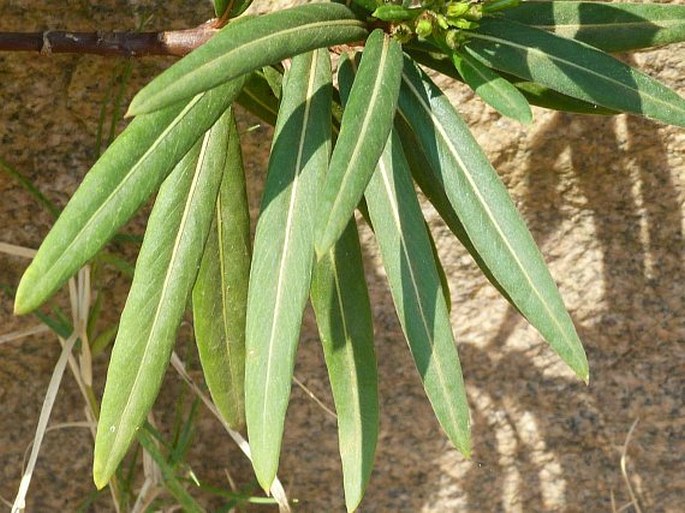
xmin=1 ymin=1 xmax=683 ymax=512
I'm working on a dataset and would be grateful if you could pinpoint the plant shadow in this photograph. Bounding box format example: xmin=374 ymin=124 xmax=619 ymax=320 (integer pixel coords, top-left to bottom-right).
xmin=413 ymin=90 xmax=684 ymax=511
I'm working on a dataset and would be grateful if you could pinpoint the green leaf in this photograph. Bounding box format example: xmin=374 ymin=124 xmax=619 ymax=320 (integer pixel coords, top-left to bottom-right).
xmin=394 ymin=114 xmax=515 ymax=309
xmin=237 ymin=71 xmax=281 ymax=126
xmin=398 ymin=58 xmax=589 ymax=382
xmin=93 ymin=112 xmax=229 ymax=488
xmin=315 ymin=29 xmax=403 ymax=256
xmin=508 ymin=80 xmax=617 ymax=116
xmin=245 ymin=49 xmax=332 ymax=492
xmin=213 ymin=0 xmax=229 ymax=17
xmin=405 ymin=45 xmax=617 ymax=115
xmin=452 ymin=48 xmax=532 ymax=124
xmin=193 ymin=109 xmax=250 ymax=431
xmin=311 ymin=221 xmax=377 ymax=513
xmin=214 ymin=0 xmax=253 ymax=18
xmin=501 ymin=1 xmax=685 ymax=52
xmin=424 ymin=220 xmax=452 ymax=313
xmin=364 ymin=128 xmax=470 ymax=457
xmin=14 ymin=77 xmax=248 ymax=316
xmin=128 ymin=3 xmax=367 ymax=115
xmin=466 ymin=17 xmax=685 ymax=127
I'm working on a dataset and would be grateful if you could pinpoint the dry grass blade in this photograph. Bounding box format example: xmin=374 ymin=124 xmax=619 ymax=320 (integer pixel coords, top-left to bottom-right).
xmin=293 ymin=375 xmax=337 ymax=420
xmin=10 ymin=266 xmax=97 ymax=512
xmin=169 ymin=352 xmax=291 ymax=512
xmin=0 ymin=325 xmax=50 ymax=345
xmin=619 ymin=418 xmax=643 ymax=513
xmin=11 ymin=330 xmax=78 ymax=512
xmin=0 ymin=242 xmax=36 ymax=259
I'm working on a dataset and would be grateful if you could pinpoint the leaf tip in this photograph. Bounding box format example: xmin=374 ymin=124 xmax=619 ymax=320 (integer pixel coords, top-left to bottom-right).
xmin=13 ymin=271 xmax=38 ymax=316
xmin=255 ymin=470 xmax=275 ymax=496
xmin=92 ymin=450 xmax=114 ymax=491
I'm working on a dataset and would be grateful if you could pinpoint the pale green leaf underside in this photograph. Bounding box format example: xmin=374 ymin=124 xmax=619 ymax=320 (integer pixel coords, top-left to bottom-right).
xmin=502 ymin=1 xmax=685 ymax=52
xmin=94 ymin=111 xmax=228 ymax=487
xmin=398 ymin=58 xmax=588 ymax=381
xmin=128 ymin=3 xmax=366 ymax=115
xmin=193 ymin=109 xmax=251 ymax=431
xmin=311 ymin=221 xmax=378 ymax=513
xmin=15 ymin=78 xmax=247 ymax=315
xmin=245 ymin=49 xmax=332 ymax=492
xmin=315 ymin=29 xmax=404 ymax=256
xmin=467 ymin=18 xmax=685 ymax=127
xmin=365 ymin=129 xmax=470 ymax=456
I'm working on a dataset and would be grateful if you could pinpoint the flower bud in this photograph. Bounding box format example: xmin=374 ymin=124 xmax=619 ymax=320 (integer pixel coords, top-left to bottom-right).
xmin=415 ymin=18 xmax=433 ymax=38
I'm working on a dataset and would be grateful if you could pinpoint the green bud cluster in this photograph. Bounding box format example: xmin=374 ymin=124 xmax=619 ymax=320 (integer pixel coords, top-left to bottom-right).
xmin=371 ymin=0 xmax=520 ymax=48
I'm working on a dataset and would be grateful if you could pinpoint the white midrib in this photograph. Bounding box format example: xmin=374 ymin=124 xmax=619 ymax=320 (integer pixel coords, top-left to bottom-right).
xmin=468 ymin=32 xmax=676 ymax=111
xmin=330 ymin=251 xmax=364 ymax=461
xmin=534 ymin=20 xmax=680 ymax=32
xmin=261 ymin=54 xmax=321 ymax=435
xmin=375 ymin=147 xmax=463 ymax=437
xmin=401 ymin=71 xmax=579 ymax=358
xmin=105 ymin=128 xmax=212 ymax=469
xmin=175 ymin=18 xmax=363 ymax=97
xmin=329 ymin=36 xmax=391 ymax=231
xmin=43 ymin=93 xmax=204 ymax=284
xmin=461 ymin=53 xmax=520 ymax=113
xmin=217 ymin=194 xmax=243 ymax=408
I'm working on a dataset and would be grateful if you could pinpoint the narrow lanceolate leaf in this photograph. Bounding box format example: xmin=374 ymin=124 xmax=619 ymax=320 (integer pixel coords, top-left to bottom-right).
xmin=315 ymin=29 xmax=403 ymax=256
xmin=311 ymin=221 xmax=378 ymax=513
xmin=501 ymin=1 xmax=685 ymax=52
xmin=128 ymin=3 xmax=366 ymax=115
xmin=405 ymin=45 xmax=616 ymax=115
xmin=94 ymin=115 xmax=229 ymax=488
xmin=245 ymin=49 xmax=332 ymax=492
xmin=399 ymin=58 xmax=589 ymax=382
xmin=394 ymin=115 xmax=515 ymax=310
xmin=466 ymin=18 xmax=685 ymax=127
xmin=364 ymin=129 xmax=470 ymax=457
xmin=193 ymin=109 xmax=250 ymax=431
xmin=14 ymin=77 xmax=248 ymax=316
xmin=452 ymin=48 xmax=532 ymax=124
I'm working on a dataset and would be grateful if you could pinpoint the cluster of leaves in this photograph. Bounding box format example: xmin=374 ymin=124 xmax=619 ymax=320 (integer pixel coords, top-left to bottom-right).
xmin=13 ymin=0 xmax=685 ymax=510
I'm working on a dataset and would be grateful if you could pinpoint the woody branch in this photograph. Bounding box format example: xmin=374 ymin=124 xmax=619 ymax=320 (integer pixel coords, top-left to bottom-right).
xmin=0 ymin=20 xmax=220 ymax=57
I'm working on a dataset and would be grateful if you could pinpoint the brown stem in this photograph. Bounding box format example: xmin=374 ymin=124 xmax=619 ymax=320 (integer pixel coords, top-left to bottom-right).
xmin=0 ymin=20 xmax=219 ymax=57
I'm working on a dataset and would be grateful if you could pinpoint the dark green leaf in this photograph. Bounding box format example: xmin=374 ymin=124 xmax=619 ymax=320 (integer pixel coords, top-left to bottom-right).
xmin=315 ymin=29 xmax=403 ymax=256
xmin=14 ymin=78 xmax=247 ymax=316
xmin=424 ymin=220 xmax=452 ymax=312
xmin=364 ymin=128 xmax=470 ymax=457
xmin=398 ymin=58 xmax=588 ymax=381
xmin=237 ymin=71 xmax=281 ymax=126
xmin=511 ymin=80 xmax=617 ymax=115
xmin=213 ymin=0 xmax=230 ymax=17
xmin=406 ymin=45 xmax=617 ymax=115
xmin=193 ymin=109 xmax=250 ymax=431
xmin=452 ymin=48 xmax=532 ymax=124
xmin=93 ymin=112 xmax=228 ymax=487
xmin=311 ymin=221 xmax=377 ymax=513
xmin=467 ymin=17 xmax=685 ymax=127
xmin=245 ymin=49 xmax=332 ymax=492
xmin=394 ymin=114 xmax=515 ymax=308
xmin=128 ymin=3 xmax=367 ymax=115
xmin=501 ymin=1 xmax=685 ymax=52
